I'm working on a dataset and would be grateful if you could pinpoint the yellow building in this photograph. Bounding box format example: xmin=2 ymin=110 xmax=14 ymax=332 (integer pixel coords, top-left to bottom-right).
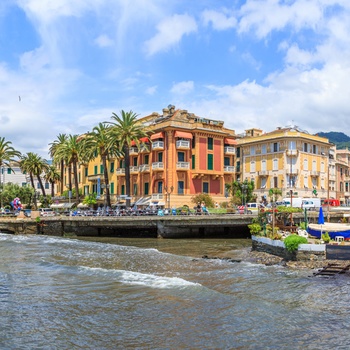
xmin=59 ymin=106 xmax=238 ymax=208
xmin=237 ymin=126 xmax=335 ymax=202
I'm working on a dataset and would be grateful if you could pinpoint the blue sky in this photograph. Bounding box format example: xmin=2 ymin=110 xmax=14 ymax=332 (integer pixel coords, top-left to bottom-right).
xmin=1 ymin=0 xmax=350 ymax=157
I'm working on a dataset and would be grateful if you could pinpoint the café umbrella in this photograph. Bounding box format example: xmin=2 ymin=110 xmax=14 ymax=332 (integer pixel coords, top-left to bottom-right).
xmin=318 ymin=206 xmax=325 ymax=238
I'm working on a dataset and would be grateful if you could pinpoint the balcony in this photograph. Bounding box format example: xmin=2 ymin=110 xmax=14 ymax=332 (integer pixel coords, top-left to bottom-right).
xmin=176 ymin=140 xmax=190 ymax=149
xmin=176 ymin=162 xmax=190 ymax=170
xmin=129 ymin=147 xmax=138 ymax=155
xmin=286 ymin=149 xmax=298 ymax=156
xmin=311 ymin=171 xmax=320 ymax=177
xmin=87 ymin=174 xmax=103 ymax=182
xmin=130 ymin=166 xmax=139 ymax=174
xmin=258 ymin=170 xmax=268 ymax=176
xmin=151 ymin=193 xmax=164 ymax=200
xmin=116 ymin=168 xmax=125 ymax=175
xmin=224 ymin=146 xmax=235 ymax=155
xmin=139 ymin=144 xmax=150 ymax=153
xmin=139 ymin=164 xmax=150 ymax=172
xmin=152 ymin=141 xmax=164 ymax=150
xmin=224 ymin=166 xmax=235 ymax=172
xmin=288 ymin=169 xmax=299 ymax=175
xmin=152 ymin=162 xmax=164 ymax=171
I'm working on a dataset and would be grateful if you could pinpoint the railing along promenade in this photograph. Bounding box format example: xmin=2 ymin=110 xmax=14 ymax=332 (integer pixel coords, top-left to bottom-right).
xmin=0 ymin=211 xmax=348 ymax=239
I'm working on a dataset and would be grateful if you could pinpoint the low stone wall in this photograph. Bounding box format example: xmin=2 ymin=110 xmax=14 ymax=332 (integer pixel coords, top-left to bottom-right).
xmin=251 ymin=235 xmax=325 ymax=261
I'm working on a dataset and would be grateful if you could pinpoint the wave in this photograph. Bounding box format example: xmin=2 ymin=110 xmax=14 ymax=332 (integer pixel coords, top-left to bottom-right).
xmin=79 ymin=266 xmax=202 ymax=289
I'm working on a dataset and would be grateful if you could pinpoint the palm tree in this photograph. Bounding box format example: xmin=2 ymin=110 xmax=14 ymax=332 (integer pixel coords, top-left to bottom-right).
xmin=53 ymin=134 xmax=85 ymax=204
xmin=106 ymin=110 xmax=148 ymax=207
xmin=85 ymin=122 xmax=120 ymax=208
xmin=49 ymin=134 xmax=68 ymax=195
xmin=20 ymin=152 xmax=49 ymax=208
xmin=0 ymin=137 xmax=21 ymax=208
xmin=44 ymin=165 xmax=61 ymax=197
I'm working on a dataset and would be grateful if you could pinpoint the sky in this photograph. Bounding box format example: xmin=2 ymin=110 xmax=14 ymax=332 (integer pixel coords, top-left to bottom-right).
xmin=1 ymin=0 xmax=350 ymax=158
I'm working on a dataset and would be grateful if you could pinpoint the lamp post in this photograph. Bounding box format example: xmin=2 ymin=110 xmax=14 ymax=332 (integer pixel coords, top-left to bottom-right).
xmin=290 ymin=189 xmax=293 ymax=226
xmin=101 ymin=184 xmax=110 ymax=215
xmin=242 ymin=182 xmax=248 ymax=214
xmin=164 ymin=185 xmax=174 ymax=210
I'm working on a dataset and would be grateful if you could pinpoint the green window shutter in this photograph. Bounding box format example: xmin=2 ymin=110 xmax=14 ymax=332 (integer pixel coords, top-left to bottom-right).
xmin=85 ymin=167 xmax=88 ymax=176
xmin=94 ymin=165 xmax=97 ymax=175
xmin=144 ymin=182 xmax=149 ymax=195
xmin=110 ymin=182 xmax=114 ymax=194
xmin=100 ymin=165 xmax=104 ymax=174
xmin=110 ymin=162 xmax=114 ymax=173
xmin=208 ymin=137 xmax=213 ymax=150
xmin=192 ymin=155 xmax=195 ymax=169
xmin=208 ymin=154 xmax=213 ymax=170
xmin=121 ymin=185 xmax=125 ymax=195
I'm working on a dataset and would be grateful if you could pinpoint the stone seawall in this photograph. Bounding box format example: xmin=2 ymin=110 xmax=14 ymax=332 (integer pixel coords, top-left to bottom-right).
xmin=251 ymin=235 xmax=325 ymax=261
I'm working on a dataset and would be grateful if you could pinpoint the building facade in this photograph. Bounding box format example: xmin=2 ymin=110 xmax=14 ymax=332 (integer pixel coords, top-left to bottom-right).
xmin=236 ymin=126 xmax=336 ymax=202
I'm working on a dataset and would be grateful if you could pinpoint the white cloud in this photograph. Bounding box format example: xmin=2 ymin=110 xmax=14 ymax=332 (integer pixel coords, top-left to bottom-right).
xmin=170 ymin=81 xmax=194 ymax=95
xmin=144 ymin=14 xmax=197 ymax=56
xmin=146 ymin=85 xmax=157 ymax=95
xmin=201 ymin=9 xmax=237 ymax=30
xmin=94 ymin=34 xmax=114 ymax=48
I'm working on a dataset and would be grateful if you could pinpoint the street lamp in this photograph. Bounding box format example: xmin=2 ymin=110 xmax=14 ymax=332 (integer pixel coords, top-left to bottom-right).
xmin=242 ymin=182 xmax=248 ymax=214
xmin=164 ymin=185 xmax=174 ymax=210
xmin=101 ymin=184 xmax=110 ymax=214
xmin=290 ymin=189 xmax=293 ymax=227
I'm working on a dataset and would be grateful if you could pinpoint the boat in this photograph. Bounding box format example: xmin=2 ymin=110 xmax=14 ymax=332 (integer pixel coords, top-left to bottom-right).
xmin=307 ymin=222 xmax=350 ymax=240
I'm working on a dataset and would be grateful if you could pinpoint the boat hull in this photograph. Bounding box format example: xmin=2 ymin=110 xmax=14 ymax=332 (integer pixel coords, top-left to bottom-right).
xmin=307 ymin=223 xmax=350 ymax=240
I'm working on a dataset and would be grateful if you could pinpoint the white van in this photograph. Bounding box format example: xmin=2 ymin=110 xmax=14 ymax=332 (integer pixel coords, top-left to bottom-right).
xmin=39 ymin=208 xmax=56 ymax=217
xmin=301 ymin=198 xmax=321 ymax=210
xmin=246 ymin=203 xmax=265 ymax=213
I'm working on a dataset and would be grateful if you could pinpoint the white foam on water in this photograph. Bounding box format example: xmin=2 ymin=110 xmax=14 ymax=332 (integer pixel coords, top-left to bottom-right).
xmin=79 ymin=266 xmax=202 ymax=289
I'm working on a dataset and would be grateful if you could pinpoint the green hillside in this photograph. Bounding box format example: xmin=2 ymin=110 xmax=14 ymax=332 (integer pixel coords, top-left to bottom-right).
xmin=317 ymin=132 xmax=350 ymax=149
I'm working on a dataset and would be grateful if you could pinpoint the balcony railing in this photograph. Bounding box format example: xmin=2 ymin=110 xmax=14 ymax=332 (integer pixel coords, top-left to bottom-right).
xmin=310 ymin=171 xmax=320 ymax=177
xmin=176 ymin=162 xmax=190 ymax=170
xmin=139 ymin=164 xmax=150 ymax=172
xmin=224 ymin=166 xmax=235 ymax=172
xmin=139 ymin=144 xmax=150 ymax=153
xmin=176 ymin=140 xmax=190 ymax=149
xmin=224 ymin=146 xmax=235 ymax=154
xmin=258 ymin=170 xmax=268 ymax=176
xmin=152 ymin=141 xmax=164 ymax=150
xmin=116 ymin=168 xmax=125 ymax=175
xmin=286 ymin=149 xmax=298 ymax=156
xmin=129 ymin=147 xmax=138 ymax=155
xmin=130 ymin=166 xmax=139 ymax=173
xmin=151 ymin=193 xmax=164 ymax=200
xmin=152 ymin=162 xmax=164 ymax=170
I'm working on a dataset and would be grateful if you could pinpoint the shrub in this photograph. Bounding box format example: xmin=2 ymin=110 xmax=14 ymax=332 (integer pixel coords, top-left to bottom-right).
xmin=191 ymin=193 xmax=214 ymax=208
xmin=321 ymin=232 xmax=331 ymax=243
xmin=248 ymin=223 xmax=262 ymax=236
xmin=284 ymin=235 xmax=308 ymax=252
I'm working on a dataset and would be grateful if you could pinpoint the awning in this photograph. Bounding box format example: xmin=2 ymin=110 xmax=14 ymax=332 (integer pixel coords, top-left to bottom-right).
xmin=139 ymin=137 xmax=149 ymax=143
xmin=130 ymin=140 xmax=136 ymax=146
xmin=150 ymin=132 xmax=164 ymax=140
xmin=224 ymin=138 xmax=237 ymax=145
xmin=50 ymin=202 xmax=75 ymax=209
xmin=174 ymin=131 xmax=193 ymax=139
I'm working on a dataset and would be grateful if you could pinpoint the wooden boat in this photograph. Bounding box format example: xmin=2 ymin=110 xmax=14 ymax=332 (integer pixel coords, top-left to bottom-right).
xmin=307 ymin=222 xmax=350 ymax=240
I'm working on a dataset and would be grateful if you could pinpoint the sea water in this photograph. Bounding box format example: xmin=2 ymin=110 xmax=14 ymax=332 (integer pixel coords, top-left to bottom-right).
xmin=0 ymin=233 xmax=349 ymax=349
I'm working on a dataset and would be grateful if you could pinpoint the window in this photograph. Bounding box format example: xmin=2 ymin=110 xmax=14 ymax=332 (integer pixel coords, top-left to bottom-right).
xmin=312 ymin=160 xmax=317 ymax=171
xmin=236 ymin=161 xmax=240 ymax=172
xmin=21 ymin=182 xmax=27 ymax=187
xmin=178 ymin=181 xmax=184 ymax=195
xmin=250 ymin=146 xmax=255 ymax=155
xmin=7 ymin=168 xmax=11 ymax=174
xmin=303 ymin=159 xmax=308 ymax=171
xmin=192 ymin=136 xmax=195 ymax=149
xmin=110 ymin=162 xmax=114 ymax=173
xmin=133 ymin=183 xmax=137 ymax=195
xmin=289 ymin=141 xmax=296 ymax=150
xmin=236 ymin=147 xmax=240 ymax=157
xmin=110 ymin=182 xmax=114 ymax=194
xmin=133 ymin=157 xmax=137 ymax=166
xmin=313 ymin=145 xmax=317 ymax=154
xmin=119 ymin=160 xmax=124 ymax=168
xmin=178 ymin=152 xmax=185 ymax=162
xmin=208 ymin=154 xmax=213 ymax=170
xmin=208 ymin=137 xmax=213 ymax=150
xmin=84 ymin=185 xmax=89 ymax=195
xmin=250 ymin=161 xmax=256 ymax=173
xmin=94 ymin=165 xmax=98 ymax=175
xmin=304 ymin=176 xmax=308 ymax=188
xmin=273 ymin=159 xmax=278 ymax=171
xmin=85 ymin=167 xmax=88 ymax=176
xmin=144 ymin=155 xmax=149 ymax=164
xmin=321 ymin=161 xmax=325 ymax=173
xmin=261 ymin=144 xmax=266 ymax=154
xmin=224 ymin=157 xmax=230 ymax=166
xmin=273 ymin=177 xmax=278 ymax=188
xmin=157 ymin=181 xmax=163 ymax=193
xmin=121 ymin=185 xmax=125 ymax=195
xmin=203 ymin=182 xmax=209 ymax=193
xmin=273 ymin=142 xmax=279 ymax=152
xmin=158 ymin=152 xmax=163 ymax=162
xmin=192 ymin=155 xmax=195 ymax=169
xmin=100 ymin=165 xmax=104 ymax=174
xmin=303 ymin=143 xmax=308 ymax=152
xmin=144 ymin=182 xmax=149 ymax=195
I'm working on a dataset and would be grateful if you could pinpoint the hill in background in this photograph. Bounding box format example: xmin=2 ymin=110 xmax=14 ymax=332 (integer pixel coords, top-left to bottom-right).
xmin=317 ymin=132 xmax=350 ymax=149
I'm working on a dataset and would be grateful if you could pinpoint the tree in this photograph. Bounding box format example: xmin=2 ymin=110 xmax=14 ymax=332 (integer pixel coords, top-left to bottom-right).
xmin=0 ymin=137 xmax=21 ymax=196
xmin=85 ymin=122 xmax=121 ymax=208
xmin=52 ymin=134 xmax=85 ymax=204
xmin=44 ymin=165 xmax=61 ymax=197
xmin=106 ymin=110 xmax=148 ymax=207
xmin=49 ymin=134 xmax=68 ymax=194
xmin=20 ymin=152 xmax=49 ymax=208
xmin=225 ymin=179 xmax=256 ymax=206
xmin=268 ymin=188 xmax=282 ymax=203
